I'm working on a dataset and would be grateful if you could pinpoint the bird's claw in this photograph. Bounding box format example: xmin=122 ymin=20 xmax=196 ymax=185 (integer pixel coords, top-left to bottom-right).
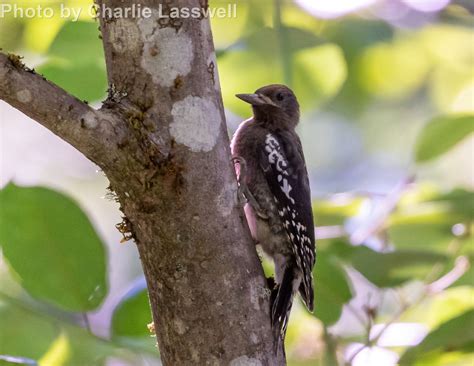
xmin=232 ymin=156 xmax=269 ymax=219
xmin=231 ymin=157 xmax=249 ymax=206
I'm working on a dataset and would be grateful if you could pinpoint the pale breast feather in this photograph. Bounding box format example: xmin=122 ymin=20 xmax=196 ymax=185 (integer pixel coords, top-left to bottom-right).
xmin=260 ymin=133 xmax=316 ymax=298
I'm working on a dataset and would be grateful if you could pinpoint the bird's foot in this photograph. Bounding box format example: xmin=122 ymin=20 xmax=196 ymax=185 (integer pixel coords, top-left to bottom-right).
xmin=231 ymin=156 xmax=247 ymax=206
xmin=231 ymin=156 xmax=269 ymax=219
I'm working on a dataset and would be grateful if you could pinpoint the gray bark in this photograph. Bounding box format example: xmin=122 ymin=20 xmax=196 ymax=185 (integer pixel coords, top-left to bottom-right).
xmin=0 ymin=0 xmax=285 ymax=364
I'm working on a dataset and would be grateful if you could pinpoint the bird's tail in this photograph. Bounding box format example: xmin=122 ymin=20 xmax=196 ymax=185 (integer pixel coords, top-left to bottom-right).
xmin=271 ymin=265 xmax=299 ymax=352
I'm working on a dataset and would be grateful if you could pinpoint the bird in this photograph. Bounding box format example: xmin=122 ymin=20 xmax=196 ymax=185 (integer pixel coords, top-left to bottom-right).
xmin=230 ymin=84 xmax=316 ymax=348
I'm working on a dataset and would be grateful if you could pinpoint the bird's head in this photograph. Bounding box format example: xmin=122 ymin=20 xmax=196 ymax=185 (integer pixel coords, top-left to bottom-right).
xmin=236 ymin=84 xmax=300 ymax=129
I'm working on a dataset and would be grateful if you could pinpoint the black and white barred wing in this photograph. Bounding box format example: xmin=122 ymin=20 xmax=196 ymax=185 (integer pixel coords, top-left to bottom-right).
xmin=260 ymin=133 xmax=316 ymax=311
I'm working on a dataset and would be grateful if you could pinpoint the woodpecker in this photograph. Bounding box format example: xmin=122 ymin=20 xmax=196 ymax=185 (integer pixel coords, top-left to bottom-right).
xmin=231 ymin=84 xmax=316 ymax=346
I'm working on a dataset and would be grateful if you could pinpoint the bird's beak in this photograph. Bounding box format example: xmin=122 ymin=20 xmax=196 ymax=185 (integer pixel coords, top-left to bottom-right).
xmin=236 ymin=93 xmax=278 ymax=107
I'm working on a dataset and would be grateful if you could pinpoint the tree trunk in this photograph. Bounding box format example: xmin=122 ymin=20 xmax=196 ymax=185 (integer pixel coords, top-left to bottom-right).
xmin=0 ymin=0 xmax=285 ymax=364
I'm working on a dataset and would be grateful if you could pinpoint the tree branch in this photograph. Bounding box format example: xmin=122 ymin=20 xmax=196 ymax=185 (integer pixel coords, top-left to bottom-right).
xmin=0 ymin=52 xmax=124 ymax=168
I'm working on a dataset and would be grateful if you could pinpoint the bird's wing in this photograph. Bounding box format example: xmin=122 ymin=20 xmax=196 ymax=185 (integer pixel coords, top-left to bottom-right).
xmin=259 ymin=132 xmax=315 ymax=310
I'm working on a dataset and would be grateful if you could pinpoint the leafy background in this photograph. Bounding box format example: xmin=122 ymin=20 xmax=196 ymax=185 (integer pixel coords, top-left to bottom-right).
xmin=0 ymin=0 xmax=473 ymax=365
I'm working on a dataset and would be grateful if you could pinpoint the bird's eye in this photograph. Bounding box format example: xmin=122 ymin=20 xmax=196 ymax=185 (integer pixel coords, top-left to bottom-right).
xmin=276 ymin=93 xmax=285 ymax=101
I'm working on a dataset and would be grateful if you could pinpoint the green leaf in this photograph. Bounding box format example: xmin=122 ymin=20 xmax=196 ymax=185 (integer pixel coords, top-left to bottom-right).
xmin=415 ymin=114 xmax=474 ymax=162
xmin=387 ymin=202 xmax=462 ymax=253
xmin=0 ymin=301 xmax=58 ymax=361
xmin=0 ymin=296 xmax=157 ymax=365
xmin=429 ymin=188 xmax=474 ymax=220
xmin=401 ymin=287 xmax=474 ymax=329
xmin=332 ymin=242 xmax=447 ymax=287
xmin=351 ymin=247 xmax=447 ymax=287
xmin=111 ymin=284 xmax=157 ymax=354
xmin=403 ymin=351 xmax=474 ymax=366
xmin=37 ymin=61 xmax=107 ymax=102
xmin=0 ymin=184 xmax=107 ymax=312
xmin=36 ymin=21 xmax=107 ymax=101
xmin=47 ymin=21 xmax=104 ymax=66
xmin=388 ymin=222 xmax=454 ymax=252
xmin=400 ymin=310 xmax=474 ymax=365
xmin=313 ymin=251 xmax=352 ymax=325
xmin=112 ymin=288 xmax=153 ymax=339
xmin=58 ymin=324 xmax=129 ymax=365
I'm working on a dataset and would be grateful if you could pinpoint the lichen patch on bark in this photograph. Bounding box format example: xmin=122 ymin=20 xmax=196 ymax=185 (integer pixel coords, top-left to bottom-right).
xmin=139 ymin=20 xmax=193 ymax=87
xmin=81 ymin=111 xmax=99 ymax=129
xmin=174 ymin=318 xmax=187 ymax=335
xmin=16 ymin=89 xmax=32 ymax=103
xmin=137 ymin=10 xmax=160 ymax=38
xmin=170 ymin=96 xmax=221 ymax=152
xmin=230 ymin=356 xmax=263 ymax=366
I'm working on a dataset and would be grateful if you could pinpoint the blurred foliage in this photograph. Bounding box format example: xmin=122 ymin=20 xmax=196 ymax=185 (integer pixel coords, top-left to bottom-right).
xmin=415 ymin=114 xmax=474 ymax=162
xmin=112 ymin=289 xmax=150 ymax=339
xmin=399 ymin=310 xmax=474 ymax=365
xmin=312 ymin=247 xmax=352 ymax=325
xmin=0 ymin=295 xmax=147 ymax=365
xmin=0 ymin=0 xmax=473 ymax=365
xmin=37 ymin=21 xmax=107 ymax=101
xmin=340 ymin=243 xmax=448 ymax=287
xmin=111 ymin=286 xmax=157 ymax=354
xmin=0 ymin=184 xmax=107 ymax=312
